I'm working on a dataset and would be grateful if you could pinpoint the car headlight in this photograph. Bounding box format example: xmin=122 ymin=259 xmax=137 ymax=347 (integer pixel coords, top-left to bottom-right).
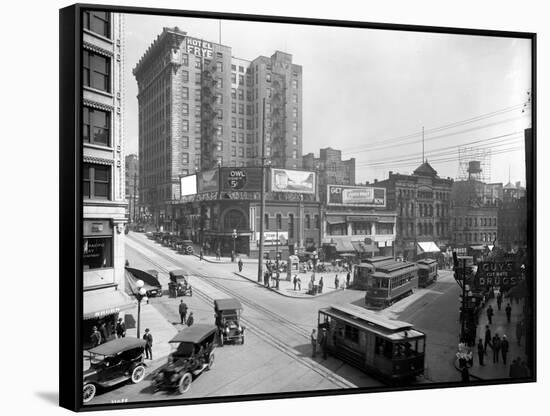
xmin=237 ymin=326 xmax=242 ymax=332
xmin=225 ymin=327 xmax=230 ymax=333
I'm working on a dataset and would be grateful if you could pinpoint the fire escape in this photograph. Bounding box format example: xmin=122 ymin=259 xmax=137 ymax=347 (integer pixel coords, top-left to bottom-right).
xmin=270 ymin=74 xmax=286 ymax=168
xmin=200 ymin=64 xmax=220 ymax=170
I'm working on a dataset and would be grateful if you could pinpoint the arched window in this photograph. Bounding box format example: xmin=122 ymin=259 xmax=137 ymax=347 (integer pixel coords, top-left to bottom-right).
xmin=264 ymin=214 xmax=269 ymax=229
xmin=276 ymin=213 xmax=282 ymax=230
xmin=305 ymin=214 xmax=311 ymax=229
xmin=314 ymin=215 xmax=320 ymax=229
xmin=223 ymin=209 xmax=247 ymax=230
xmin=288 ymin=214 xmax=294 ymax=238
xmin=418 ymin=223 xmax=423 ymax=235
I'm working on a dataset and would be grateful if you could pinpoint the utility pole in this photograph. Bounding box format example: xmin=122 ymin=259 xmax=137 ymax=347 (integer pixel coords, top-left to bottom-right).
xmin=258 ymin=98 xmax=266 ymax=282
xmin=422 ymin=126 xmax=425 ymax=163
xmin=133 ymin=171 xmax=137 ymax=223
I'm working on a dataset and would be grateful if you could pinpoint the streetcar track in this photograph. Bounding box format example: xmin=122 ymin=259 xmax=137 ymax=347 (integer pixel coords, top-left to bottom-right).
xmin=127 ymin=234 xmax=357 ymax=389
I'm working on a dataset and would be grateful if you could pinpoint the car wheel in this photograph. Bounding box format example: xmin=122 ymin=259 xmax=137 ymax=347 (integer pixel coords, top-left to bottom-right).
xmin=178 ymin=372 xmax=193 ymax=394
xmin=82 ymin=383 xmax=96 ymax=403
xmin=207 ymin=353 xmax=215 ymax=370
xmin=131 ymin=365 xmax=146 ymax=384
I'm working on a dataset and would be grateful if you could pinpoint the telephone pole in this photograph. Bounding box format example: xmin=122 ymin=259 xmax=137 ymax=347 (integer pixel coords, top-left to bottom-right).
xmin=258 ymin=98 xmax=267 ymax=282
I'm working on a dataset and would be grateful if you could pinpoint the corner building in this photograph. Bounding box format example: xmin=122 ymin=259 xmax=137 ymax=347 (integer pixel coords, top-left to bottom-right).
xmin=133 ymin=28 xmax=303 ymax=227
xmin=82 ymin=11 xmax=132 ymax=347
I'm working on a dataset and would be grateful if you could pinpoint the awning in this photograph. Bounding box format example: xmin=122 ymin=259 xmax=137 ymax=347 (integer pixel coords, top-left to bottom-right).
xmin=326 ymin=216 xmax=346 ymax=225
xmin=377 ymin=217 xmax=395 ymax=224
xmin=83 ymin=290 xmax=135 ymax=320
xmin=417 ymin=241 xmax=440 ymax=253
xmin=351 ymin=241 xmax=379 ymax=253
xmin=334 ymin=239 xmax=355 ymax=252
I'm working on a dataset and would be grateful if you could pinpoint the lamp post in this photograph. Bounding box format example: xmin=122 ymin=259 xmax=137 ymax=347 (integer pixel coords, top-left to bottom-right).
xmin=134 ymin=280 xmax=148 ymax=339
xmin=232 ymin=228 xmax=237 ymax=262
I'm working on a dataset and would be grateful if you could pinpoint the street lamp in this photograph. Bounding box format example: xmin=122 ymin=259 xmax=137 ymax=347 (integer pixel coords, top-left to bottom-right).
xmin=134 ymin=280 xmax=148 ymax=339
xmin=232 ymin=228 xmax=237 ymax=262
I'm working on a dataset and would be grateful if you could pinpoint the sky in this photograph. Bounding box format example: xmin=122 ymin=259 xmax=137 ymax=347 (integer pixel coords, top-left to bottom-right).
xmin=123 ymin=13 xmax=532 ymax=185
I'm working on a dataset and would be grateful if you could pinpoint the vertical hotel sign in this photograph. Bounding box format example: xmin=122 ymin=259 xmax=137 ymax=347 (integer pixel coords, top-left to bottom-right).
xmin=185 ymin=37 xmax=213 ymax=58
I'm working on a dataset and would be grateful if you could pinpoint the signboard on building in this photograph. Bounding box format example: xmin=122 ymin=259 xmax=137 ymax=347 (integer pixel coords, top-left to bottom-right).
xmin=221 ymin=167 xmax=262 ymax=192
xmin=327 ymin=185 xmax=386 ymax=207
xmin=474 ymin=261 xmax=522 ymax=289
xmin=271 ymin=169 xmax=315 ymax=194
xmin=180 ymin=174 xmax=197 ymax=197
xmin=256 ymin=231 xmax=288 ymax=246
xmin=185 ymin=37 xmax=213 ymax=58
xmin=197 ymin=169 xmax=219 ymax=193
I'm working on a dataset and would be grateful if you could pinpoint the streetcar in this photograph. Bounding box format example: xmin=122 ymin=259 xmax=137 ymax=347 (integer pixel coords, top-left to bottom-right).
xmin=416 ymin=258 xmax=438 ymax=287
xmin=354 ymin=258 xmax=418 ymax=309
xmin=317 ymin=304 xmax=426 ymax=382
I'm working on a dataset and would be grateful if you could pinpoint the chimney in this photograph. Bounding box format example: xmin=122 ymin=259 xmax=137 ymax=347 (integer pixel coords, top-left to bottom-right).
xmin=374 ymin=179 xmax=378 ymax=183
xmin=515 ymin=181 xmax=521 ymax=188
xmin=389 ymin=171 xmax=393 ymax=176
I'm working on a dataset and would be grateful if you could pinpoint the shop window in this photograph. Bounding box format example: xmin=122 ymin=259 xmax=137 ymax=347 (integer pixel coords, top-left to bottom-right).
xmin=83 ymin=50 xmax=110 ymax=92
xmin=83 ymin=106 xmax=110 ymax=146
xmin=83 ymin=237 xmax=113 ymax=270
xmin=83 ymin=164 xmax=111 ymax=200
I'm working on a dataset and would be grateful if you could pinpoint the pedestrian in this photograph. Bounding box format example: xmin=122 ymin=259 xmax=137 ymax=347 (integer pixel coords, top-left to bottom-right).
xmin=116 ymin=318 xmax=126 ymax=338
xmin=216 ymin=247 xmax=221 ymax=260
xmin=334 ymin=274 xmax=339 ymax=289
xmin=238 ymin=258 xmax=243 ymax=272
xmin=320 ymin=328 xmax=328 ymax=359
xmin=346 ymin=272 xmax=351 ymax=288
xmin=179 ymin=300 xmax=188 ymax=325
xmin=501 ymin=335 xmax=509 ymax=364
xmin=484 ymin=325 xmax=491 ymax=353
xmin=461 ymin=366 xmax=470 ymax=382
xmin=90 ymin=326 xmax=102 ymax=347
xmin=477 ymin=338 xmax=485 ymax=366
xmin=496 ymin=291 xmax=503 ymax=310
xmin=186 ymin=311 xmax=194 ymax=327
xmin=310 ymin=329 xmax=317 ymax=357
xmin=308 ymin=279 xmax=313 ymax=295
xmin=318 ymin=276 xmax=324 ymax=294
xmin=199 ymin=248 xmax=203 ymax=261
xmin=231 ymin=250 xmax=235 ymax=263
xmin=99 ymin=322 xmax=109 ymax=343
xmin=264 ymin=271 xmax=269 ymax=288
xmin=143 ymin=328 xmax=153 ymax=360
xmin=491 ymin=334 xmax=501 ymax=364
xmin=516 ymin=320 xmax=524 ymax=346
xmin=486 ymin=304 xmax=494 ymax=325
xmin=293 ymin=275 xmax=298 ymax=291
xmin=505 ymin=303 xmax=512 ymax=324
xmin=297 ymin=276 xmax=302 ymax=291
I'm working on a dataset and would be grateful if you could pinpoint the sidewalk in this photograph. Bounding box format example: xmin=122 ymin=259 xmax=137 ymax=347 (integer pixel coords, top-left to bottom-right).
xmin=234 ymin=260 xmax=349 ymax=298
xmin=124 ymin=303 xmax=178 ymax=360
xmin=455 ymin=295 xmax=527 ymax=380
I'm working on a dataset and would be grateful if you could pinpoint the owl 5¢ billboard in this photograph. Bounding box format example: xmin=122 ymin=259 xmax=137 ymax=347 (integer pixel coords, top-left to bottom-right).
xmin=327 ymin=185 xmax=386 ymax=207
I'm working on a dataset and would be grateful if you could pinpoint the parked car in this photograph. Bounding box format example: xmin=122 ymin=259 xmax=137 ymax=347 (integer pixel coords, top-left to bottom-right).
xmin=126 ymin=267 xmax=163 ymax=297
xmin=168 ymin=269 xmax=192 ymax=297
xmin=177 ymin=239 xmax=194 ymax=255
xmin=83 ymin=338 xmax=147 ymax=403
xmin=153 ymin=325 xmax=217 ymax=394
xmin=214 ymin=298 xmax=245 ymax=345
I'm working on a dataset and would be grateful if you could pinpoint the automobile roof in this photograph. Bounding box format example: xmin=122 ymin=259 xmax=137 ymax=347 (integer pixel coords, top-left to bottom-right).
xmin=169 ymin=269 xmax=187 ymax=277
xmin=126 ymin=267 xmax=161 ymax=288
xmin=87 ymin=338 xmax=146 ymax=356
xmin=214 ymin=298 xmax=242 ymax=311
xmin=169 ymin=324 xmax=218 ymax=343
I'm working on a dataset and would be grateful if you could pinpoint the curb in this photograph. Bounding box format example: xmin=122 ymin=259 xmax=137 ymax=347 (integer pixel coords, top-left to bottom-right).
xmin=233 ymin=272 xmax=345 ymax=299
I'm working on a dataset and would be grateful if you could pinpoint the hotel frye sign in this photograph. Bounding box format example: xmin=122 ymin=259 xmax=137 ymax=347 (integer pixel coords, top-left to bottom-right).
xmin=185 ymin=37 xmax=213 ymax=58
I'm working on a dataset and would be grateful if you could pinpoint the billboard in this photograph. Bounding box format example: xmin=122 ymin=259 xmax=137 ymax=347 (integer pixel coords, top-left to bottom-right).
xmin=327 ymin=185 xmax=386 ymax=207
xmin=197 ymin=169 xmax=219 ymax=193
xmin=271 ymin=168 xmax=315 ymax=194
xmin=256 ymin=231 xmax=288 ymax=246
xmin=180 ymin=174 xmax=197 ymax=197
xmin=221 ymin=167 xmax=263 ymax=192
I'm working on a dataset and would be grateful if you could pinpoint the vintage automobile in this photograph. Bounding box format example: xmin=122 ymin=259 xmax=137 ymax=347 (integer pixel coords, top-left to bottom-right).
xmin=126 ymin=267 xmax=163 ymax=297
xmin=153 ymin=325 xmax=217 ymax=394
xmin=82 ymin=338 xmax=147 ymax=403
xmin=168 ymin=269 xmax=193 ymax=297
xmin=178 ymin=239 xmax=194 ymax=255
xmin=214 ymin=298 xmax=245 ymax=345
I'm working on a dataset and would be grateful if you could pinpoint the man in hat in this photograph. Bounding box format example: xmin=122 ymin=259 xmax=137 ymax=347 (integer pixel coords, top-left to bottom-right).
xmin=501 ymin=335 xmax=509 ymax=365
xmin=90 ymin=326 xmax=102 ymax=347
xmin=179 ymin=300 xmax=188 ymax=325
xmin=143 ymin=328 xmax=153 ymax=360
xmin=116 ymin=318 xmax=126 ymax=338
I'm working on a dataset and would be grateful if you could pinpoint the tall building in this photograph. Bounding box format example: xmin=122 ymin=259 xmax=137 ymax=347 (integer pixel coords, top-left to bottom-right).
xmin=377 ymin=162 xmax=453 ymax=260
xmin=133 ymin=28 xmax=303 ymax=227
xmin=125 ymin=154 xmax=139 ymax=222
xmin=302 ymin=147 xmax=355 ymax=202
xmin=82 ymin=11 xmax=131 ymax=346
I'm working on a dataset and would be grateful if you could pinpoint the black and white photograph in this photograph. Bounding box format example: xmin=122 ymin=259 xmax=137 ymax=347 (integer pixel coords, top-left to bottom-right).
xmin=57 ymin=2 xmax=538 ymax=412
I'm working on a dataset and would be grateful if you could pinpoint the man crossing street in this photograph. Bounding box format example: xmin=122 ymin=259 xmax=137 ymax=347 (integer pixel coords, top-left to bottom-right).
xmin=179 ymin=300 xmax=188 ymax=325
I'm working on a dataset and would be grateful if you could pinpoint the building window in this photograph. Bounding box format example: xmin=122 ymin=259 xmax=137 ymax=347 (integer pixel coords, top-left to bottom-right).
xmin=239 ymin=147 xmax=244 ymax=157
xmin=217 ymin=125 xmax=223 ymax=136
xmin=216 ymin=77 xmax=223 ymax=88
xmin=232 ymin=117 xmax=237 ymax=128
xmin=288 ymin=214 xmax=294 ymax=238
xmin=238 ymin=118 xmax=244 ymax=129
xmin=231 ymin=72 xmax=237 ymax=84
xmin=266 ymin=103 xmax=271 ymax=112
xmin=182 ymin=87 xmax=188 ymax=99
xmin=216 ymin=93 xmax=223 ymax=104
xmin=231 ymin=146 xmax=236 ymax=157
xmin=266 ymin=88 xmax=271 ymax=98
xmin=195 ymin=59 xmax=202 ymax=69
xmin=292 ymin=79 xmax=298 ymax=89
xmin=238 ymin=103 xmax=244 ymax=114
xmin=182 ymin=103 xmax=189 ymax=116
xmin=238 ymin=89 xmax=244 ymax=100
xmin=217 ymin=141 xmax=223 ymax=151
xmin=182 ymin=136 xmax=189 ymax=148
xmin=231 ymin=64 xmax=236 ymax=71
xmin=276 ymin=214 xmax=282 ymax=229
xmin=238 ymin=132 xmax=244 ymax=143
xmin=266 ymin=73 xmax=271 ymax=82
xmin=292 ymin=122 xmax=298 ymax=131
xmin=217 ymin=109 xmax=223 ymax=120
xmin=292 ymin=108 xmax=298 ymax=118
xmin=216 ymin=52 xmax=223 ymax=59
xmin=239 ymin=65 xmax=244 ymax=73
xmin=83 ymin=11 xmax=111 ymax=38
xmin=293 ymin=136 xmax=298 ymax=146
xmin=292 ymin=150 xmax=297 ymax=159
xmin=83 ymin=164 xmax=111 ymax=200
xmin=182 ymin=120 xmax=189 ymax=132
xmin=292 ymin=93 xmax=298 ymax=104
xmin=195 ymin=88 xmax=201 ymax=101
xmin=216 ymin=61 xmax=223 ymax=72
xmin=83 ymin=50 xmax=110 ymax=92
xmin=195 ymin=72 xmax=202 ymax=84
xmin=231 ymin=131 xmax=237 ymax=142
xmin=305 ymin=214 xmax=311 ymax=229
xmin=239 ymin=74 xmax=244 ymax=85
xmin=83 ymin=106 xmax=110 ymax=146
xmin=231 ymin=88 xmax=236 ymax=99
xmin=314 ymin=215 xmax=320 ymax=229
xmin=83 ymin=236 xmax=113 ymax=270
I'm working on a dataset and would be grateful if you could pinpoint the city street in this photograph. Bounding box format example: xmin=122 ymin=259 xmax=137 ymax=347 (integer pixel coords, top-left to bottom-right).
xmin=88 ymin=232 xmax=465 ymax=405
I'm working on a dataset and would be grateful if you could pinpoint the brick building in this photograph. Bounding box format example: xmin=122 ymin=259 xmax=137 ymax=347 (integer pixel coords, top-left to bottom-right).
xmin=377 ymin=161 xmax=453 ymax=260
xmin=82 ymin=11 xmax=132 ymax=346
xmin=133 ymin=27 xmax=303 ymax=227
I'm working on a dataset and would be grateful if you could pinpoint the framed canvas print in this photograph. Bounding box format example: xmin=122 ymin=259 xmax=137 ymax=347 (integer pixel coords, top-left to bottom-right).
xmin=59 ymin=3 xmax=536 ymax=412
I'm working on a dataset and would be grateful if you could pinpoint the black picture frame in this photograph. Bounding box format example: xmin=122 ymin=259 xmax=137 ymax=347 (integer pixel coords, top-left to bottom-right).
xmin=60 ymin=3 xmax=536 ymax=412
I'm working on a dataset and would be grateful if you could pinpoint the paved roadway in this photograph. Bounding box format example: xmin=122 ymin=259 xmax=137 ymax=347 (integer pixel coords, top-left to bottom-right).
xmin=87 ymin=232 xmax=462 ymax=405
